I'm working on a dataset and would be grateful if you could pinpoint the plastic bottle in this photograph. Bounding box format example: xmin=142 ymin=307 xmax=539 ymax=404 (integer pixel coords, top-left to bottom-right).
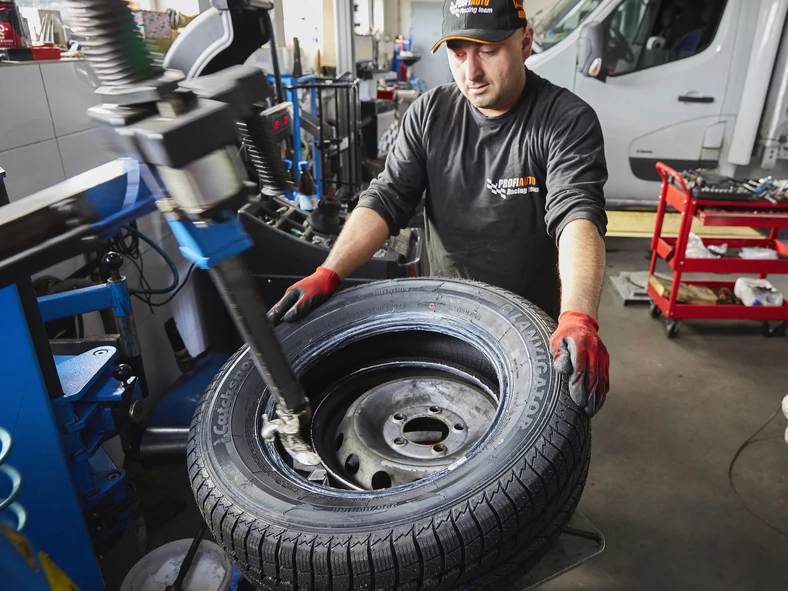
xmin=297 ymin=161 xmax=318 ymax=211
xmin=734 ymin=277 xmax=784 ymax=307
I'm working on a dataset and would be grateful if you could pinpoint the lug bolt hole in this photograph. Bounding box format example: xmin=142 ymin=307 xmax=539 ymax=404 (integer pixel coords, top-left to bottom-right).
xmin=345 ymin=454 xmax=360 ymax=476
xmin=432 ymin=444 xmax=447 ymax=454
xmin=393 ymin=437 xmax=406 ymax=446
xmin=393 ymin=413 xmax=405 ymax=422
xmin=428 ymin=405 xmax=441 ymax=413
xmin=454 ymin=423 xmax=464 ymax=431
xmin=371 ymin=471 xmax=392 ymax=490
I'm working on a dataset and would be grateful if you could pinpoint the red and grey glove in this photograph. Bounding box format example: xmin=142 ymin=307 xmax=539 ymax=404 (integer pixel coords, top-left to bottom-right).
xmin=267 ymin=267 xmax=341 ymax=324
xmin=549 ymin=311 xmax=610 ymax=417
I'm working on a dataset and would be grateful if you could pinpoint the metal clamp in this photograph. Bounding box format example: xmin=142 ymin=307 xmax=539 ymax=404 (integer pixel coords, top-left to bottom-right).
xmin=261 ymin=411 xmax=321 ymax=466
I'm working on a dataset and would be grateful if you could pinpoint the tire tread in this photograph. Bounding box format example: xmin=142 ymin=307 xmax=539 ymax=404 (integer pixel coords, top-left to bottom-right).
xmin=187 ymin=279 xmax=592 ymax=590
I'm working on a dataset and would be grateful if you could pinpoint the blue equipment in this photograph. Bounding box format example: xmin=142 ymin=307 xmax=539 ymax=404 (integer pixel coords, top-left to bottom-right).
xmin=0 ymin=1 xmax=323 ymax=589
xmin=1 ymin=284 xmax=112 ymax=590
xmin=1 ymin=522 xmax=83 ymax=591
xmin=0 ymin=159 xmax=155 ymax=589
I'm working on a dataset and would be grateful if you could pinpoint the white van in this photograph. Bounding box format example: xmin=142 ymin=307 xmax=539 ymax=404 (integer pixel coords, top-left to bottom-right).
xmin=527 ymin=0 xmax=788 ymax=207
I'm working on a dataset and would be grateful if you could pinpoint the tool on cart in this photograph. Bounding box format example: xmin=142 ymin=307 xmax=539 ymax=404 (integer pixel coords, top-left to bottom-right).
xmin=678 ymin=168 xmax=788 ymax=203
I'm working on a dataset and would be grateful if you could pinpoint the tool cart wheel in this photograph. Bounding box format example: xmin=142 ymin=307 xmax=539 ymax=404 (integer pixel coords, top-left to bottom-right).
xmin=188 ymin=278 xmax=591 ymax=591
xmin=761 ymin=321 xmax=787 ymax=338
xmin=648 ymin=302 xmax=662 ymax=319
xmin=666 ymin=320 xmax=681 ymax=339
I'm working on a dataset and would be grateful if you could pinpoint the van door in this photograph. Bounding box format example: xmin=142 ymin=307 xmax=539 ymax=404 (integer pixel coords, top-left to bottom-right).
xmin=573 ymin=0 xmax=737 ymax=204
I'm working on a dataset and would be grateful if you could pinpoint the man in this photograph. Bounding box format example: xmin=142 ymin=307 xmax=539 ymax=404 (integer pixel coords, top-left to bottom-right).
xmin=269 ymin=0 xmax=610 ymax=417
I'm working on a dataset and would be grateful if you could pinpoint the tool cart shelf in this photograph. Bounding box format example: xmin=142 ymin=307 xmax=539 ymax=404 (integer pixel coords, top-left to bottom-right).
xmin=648 ymin=162 xmax=788 ymax=338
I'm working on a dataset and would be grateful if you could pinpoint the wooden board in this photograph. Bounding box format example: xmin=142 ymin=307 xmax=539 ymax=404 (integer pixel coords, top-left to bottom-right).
xmin=649 ymin=274 xmax=719 ymax=304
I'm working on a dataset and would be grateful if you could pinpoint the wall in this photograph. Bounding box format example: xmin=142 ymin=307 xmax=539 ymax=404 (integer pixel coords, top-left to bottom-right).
xmin=138 ymin=0 xmax=201 ymax=14
xmin=0 ymin=60 xmax=212 ymax=400
xmin=400 ymin=0 xmax=559 ymax=37
xmin=323 ymin=0 xmax=337 ymax=67
xmin=384 ymin=0 xmax=401 ymax=38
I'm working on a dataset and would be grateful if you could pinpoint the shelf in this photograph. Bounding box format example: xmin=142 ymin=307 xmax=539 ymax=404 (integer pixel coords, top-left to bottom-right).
xmin=647 ymin=282 xmax=788 ymax=321
xmin=695 ymin=208 xmax=788 ymax=228
xmin=655 ymin=236 xmax=788 ymax=274
xmin=665 ymin=182 xmax=788 ymax=211
xmin=664 ymin=183 xmax=788 ymax=227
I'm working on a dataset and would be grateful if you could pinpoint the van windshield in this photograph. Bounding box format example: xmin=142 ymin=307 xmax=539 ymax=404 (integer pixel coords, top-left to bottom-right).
xmin=534 ymin=0 xmax=603 ymax=51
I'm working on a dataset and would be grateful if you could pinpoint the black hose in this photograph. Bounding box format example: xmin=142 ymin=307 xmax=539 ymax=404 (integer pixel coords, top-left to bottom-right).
xmin=167 ymin=521 xmax=208 ymax=590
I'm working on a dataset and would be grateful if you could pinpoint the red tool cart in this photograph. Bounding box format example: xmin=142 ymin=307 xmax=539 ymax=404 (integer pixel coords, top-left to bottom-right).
xmin=648 ymin=162 xmax=788 ymax=338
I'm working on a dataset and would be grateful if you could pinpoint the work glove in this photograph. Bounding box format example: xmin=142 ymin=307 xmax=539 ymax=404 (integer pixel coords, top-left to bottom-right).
xmin=549 ymin=311 xmax=610 ymax=418
xmin=267 ymin=266 xmax=341 ymax=324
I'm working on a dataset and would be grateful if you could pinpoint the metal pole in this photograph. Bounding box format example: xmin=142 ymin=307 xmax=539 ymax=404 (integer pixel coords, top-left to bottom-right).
xmin=271 ymin=0 xmax=286 ymax=51
xmin=291 ymin=86 xmax=303 ymax=171
xmin=208 ymin=257 xmax=321 ymax=466
xmin=334 ymin=0 xmax=355 ymax=192
xmin=318 ymin=86 xmax=325 ymax=196
xmin=262 ymin=10 xmax=286 ymax=104
xmin=333 ymin=0 xmax=356 ymax=75
xmin=353 ymin=84 xmax=359 ymax=191
xmin=345 ymin=84 xmax=352 ymax=190
xmin=208 ymin=256 xmax=309 ymax=417
xmin=310 ymin=86 xmax=322 ymax=199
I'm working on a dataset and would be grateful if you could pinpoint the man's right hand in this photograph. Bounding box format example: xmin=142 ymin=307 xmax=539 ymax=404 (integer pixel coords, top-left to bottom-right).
xmin=267 ymin=267 xmax=342 ymax=324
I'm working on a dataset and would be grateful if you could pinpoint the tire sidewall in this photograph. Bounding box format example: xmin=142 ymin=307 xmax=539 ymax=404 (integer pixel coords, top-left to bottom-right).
xmin=198 ymin=279 xmax=568 ymax=531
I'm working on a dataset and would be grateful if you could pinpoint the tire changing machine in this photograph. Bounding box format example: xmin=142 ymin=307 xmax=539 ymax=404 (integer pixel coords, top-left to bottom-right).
xmin=0 ymin=1 xmax=603 ymax=588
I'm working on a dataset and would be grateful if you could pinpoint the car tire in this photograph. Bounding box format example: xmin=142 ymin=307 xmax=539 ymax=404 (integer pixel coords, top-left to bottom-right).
xmin=189 ymin=278 xmax=591 ymax=590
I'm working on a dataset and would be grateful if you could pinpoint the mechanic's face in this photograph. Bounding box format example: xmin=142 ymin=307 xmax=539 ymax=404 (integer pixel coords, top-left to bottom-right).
xmin=446 ymin=26 xmax=534 ymax=116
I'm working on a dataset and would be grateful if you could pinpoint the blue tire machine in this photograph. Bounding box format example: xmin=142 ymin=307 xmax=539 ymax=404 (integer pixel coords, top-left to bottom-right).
xmin=0 ymin=1 xmax=324 ymax=588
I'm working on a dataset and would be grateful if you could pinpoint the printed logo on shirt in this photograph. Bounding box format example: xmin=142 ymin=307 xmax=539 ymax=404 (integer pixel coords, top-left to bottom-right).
xmin=450 ymin=0 xmax=495 ymax=17
xmin=486 ymin=175 xmax=539 ymax=199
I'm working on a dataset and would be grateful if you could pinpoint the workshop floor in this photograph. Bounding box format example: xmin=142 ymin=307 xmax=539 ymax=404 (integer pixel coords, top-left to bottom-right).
xmin=543 ymin=238 xmax=788 ymax=591
xmin=107 ymin=238 xmax=788 ymax=590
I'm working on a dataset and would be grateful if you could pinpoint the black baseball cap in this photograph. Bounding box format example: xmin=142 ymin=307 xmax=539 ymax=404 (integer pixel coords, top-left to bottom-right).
xmin=431 ymin=0 xmax=528 ymax=53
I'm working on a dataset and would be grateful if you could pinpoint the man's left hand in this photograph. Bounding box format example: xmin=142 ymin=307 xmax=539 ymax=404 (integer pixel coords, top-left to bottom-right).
xmin=550 ymin=311 xmax=609 ymax=417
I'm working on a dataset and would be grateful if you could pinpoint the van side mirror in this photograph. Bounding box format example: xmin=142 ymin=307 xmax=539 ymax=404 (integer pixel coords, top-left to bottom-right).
xmin=577 ymin=22 xmax=607 ymax=82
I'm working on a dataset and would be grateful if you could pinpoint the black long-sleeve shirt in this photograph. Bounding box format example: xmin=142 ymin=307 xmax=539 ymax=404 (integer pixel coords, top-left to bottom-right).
xmin=357 ymin=69 xmax=608 ymax=320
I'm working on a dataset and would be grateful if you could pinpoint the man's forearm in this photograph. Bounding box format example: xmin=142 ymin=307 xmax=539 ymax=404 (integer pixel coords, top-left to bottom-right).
xmin=558 ymin=219 xmax=606 ymax=319
xmin=323 ymin=207 xmax=391 ymax=279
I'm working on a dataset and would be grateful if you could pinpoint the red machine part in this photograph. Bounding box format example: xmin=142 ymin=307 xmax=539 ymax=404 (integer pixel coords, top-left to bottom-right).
xmin=0 ymin=2 xmax=24 ymax=48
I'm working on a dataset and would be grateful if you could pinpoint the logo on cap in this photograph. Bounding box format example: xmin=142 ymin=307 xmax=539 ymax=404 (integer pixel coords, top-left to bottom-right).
xmin=450 ymin=0 xmax=495 ymax=18
xmin=512 ymin=0 xmax=526 ymax=19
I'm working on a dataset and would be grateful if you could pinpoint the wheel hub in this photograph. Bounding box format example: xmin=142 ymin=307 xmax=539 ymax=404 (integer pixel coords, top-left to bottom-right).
xmin=333 ymin=377 xmax=496 ymax=489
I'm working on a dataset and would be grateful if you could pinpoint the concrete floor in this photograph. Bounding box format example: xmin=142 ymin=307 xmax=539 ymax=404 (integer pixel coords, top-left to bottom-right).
xmin=108 ymin=238 xmax=788 ymax=590
xmin=543 ymin=238 xmax=788 ymax=591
